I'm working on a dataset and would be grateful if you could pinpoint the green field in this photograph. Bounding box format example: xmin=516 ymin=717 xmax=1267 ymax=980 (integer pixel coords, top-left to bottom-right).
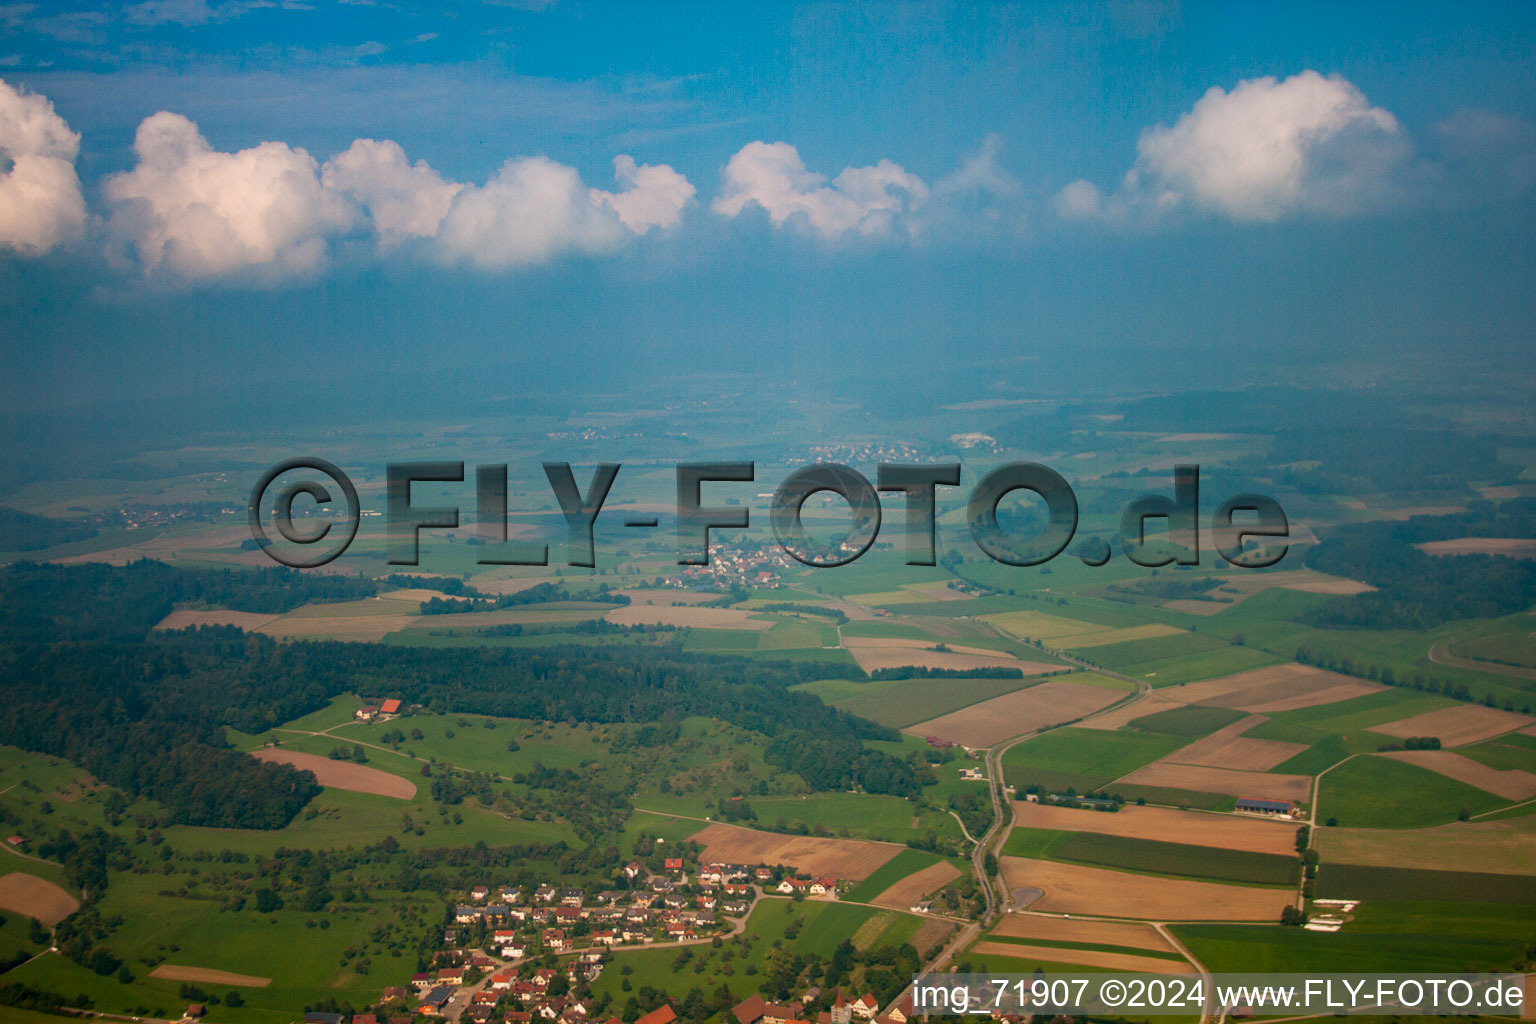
xmin=1318 ymin=755 xmax=1509 ymax=828
xmin=1123 ymin=644 xmax=1285 ymax=687
xmin=1002 ymin=727 xmax=1187 ymax=793
xmin=1174 ymin=900 xmax=1536 ymax=973
xmin=795 ymin=675 xmax=1041 ymax=729
xmin=843 ymin=848 xmax=944 ymax=903
xmin=1052 ymin=832 xmax=1298 ymax=886
xmin=1075 ymin=631 xmax=1231 ymax=671
xmin=1126 ymin=705 xmax=1249 ymax=737
xmin=1003 ymin=828 xmax=1298 ymax=886
xmin=1316 ymin=864 xmax=1536 ymax=903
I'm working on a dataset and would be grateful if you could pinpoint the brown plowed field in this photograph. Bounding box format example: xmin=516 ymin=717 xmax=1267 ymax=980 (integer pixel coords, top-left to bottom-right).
xmin=1012 ymin=801 xmax=1299 ymax=856
xmin=999 ymin=857 xmax=1290 ymax=921
xmin=1378 ymin=750 xmax=1536 ymax=800
xmin=905 ymin=681 xmax=1123 ymax=747
xmin=990 ymin=914 xmax=1177 ymax=953
xmin=155 ymin=609 xmax=280 ymax=631
xmin=972 ymin=941 xmax=1194 ymax=973
xmin=1119 ymin=762 xmax=1312 ymax=803
xmin=1373 ymin=704 xmax=1534 ymax=747
xmin=690 ymin=822 xmax=899 ymax=880
xmin=149 ymin=965 xmax=272 ymax=987
xmin=869 ymin=861 xmax=961 ymax=910
xmin=0 ymin=872 xmax=78 ymax=925
xmin=250 ymin=749 xmax=416 ymax=799
xmin=1164 ymin=715 xmax=1307 ymax=771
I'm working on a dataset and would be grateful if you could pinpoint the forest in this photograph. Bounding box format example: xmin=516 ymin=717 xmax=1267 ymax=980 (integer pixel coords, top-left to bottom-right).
xmin=0 ymin=562 xmax=916 ymax=829
xmin=1302 ymin=499 xmax=1536 ymax=629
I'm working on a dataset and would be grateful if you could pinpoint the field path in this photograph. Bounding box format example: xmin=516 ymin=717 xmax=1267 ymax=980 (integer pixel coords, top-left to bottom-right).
xmin=1429 ymin=640 xmax=1536 ymax=681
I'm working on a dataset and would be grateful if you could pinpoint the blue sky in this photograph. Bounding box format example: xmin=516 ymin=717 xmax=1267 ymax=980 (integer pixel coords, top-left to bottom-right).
xmin=1 ymin=1 xmax=1534 ymax=412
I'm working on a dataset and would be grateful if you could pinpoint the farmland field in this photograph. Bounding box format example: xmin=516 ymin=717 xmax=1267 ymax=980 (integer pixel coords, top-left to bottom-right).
xmin=999 ymin=856 xmax=1290 ymax=921
xmin=1002 ymin=727 xmax=1187 ymax=793
xmin=1318 ymin=755 xmax=1509 ymax=828
xmin=906 ymin=678 xmax=1130 ymax=747
xmin=1316 ymin=816 xmax=1536 ymax=874
xmin=1315 ymin=864 xmax=1536 ymax=903
xmin=842 ymin=848 xmax=944 ymax=903
xmin=1012 ymin=801 xmax=1301 ymax=855
xmin=1044 ymin=831 xmax=1300 ymax=886
xmin=798 ymin=674 xmax=1042 ymax=728
xmin=0 ymin=872 xmax=78 ymax=926
xmin=249 ymin=748 xmax=418 ymax=799
xmin=689 ymin=822 xmax=901 ymax=880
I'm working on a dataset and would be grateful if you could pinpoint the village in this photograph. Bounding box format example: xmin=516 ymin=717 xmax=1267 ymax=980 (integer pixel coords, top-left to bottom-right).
xmin=314 ymin=853 xmax=932 ymax=1024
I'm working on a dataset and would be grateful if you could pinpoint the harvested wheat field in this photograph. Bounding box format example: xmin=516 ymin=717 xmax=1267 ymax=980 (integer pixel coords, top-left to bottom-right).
xmin=1013 ymin=801 xmax=1299 ymax=856
xmin=1377 ymin=750 xmax=1536 ymax=801
xmin=155 ymin=609 xmax=280 ymax=632
xmin=1164 ymin=715 xmax=1308 ymax=771
xmin=1282 ymin=575 xmax=1376 ymax=595
xmin=250 ymin=749 xmax=416 ymax=799
xmin=870 ymin=860 xmax=961 ymax=910
xmin=1078 ymin=692 xmax=1185 ymax=731
xmin=1168 ymin=664 xmax=1380 ymax=712
xmin=377 ymin=587 xmax=471 ymax=603
xmin=605 ymin=606 xmax=776 ymax=630
xmin=1417 ymin=538 xmax=1536 ymax=558
xmin=844 ymin=637 xmax=1055 ymax=676
xmin=1374 ymin=704 xmax=1535 ymax=747
xmin=0 ymin=872 xmax=78 ymax=925
xmin=905 ymin=681 xmax=1123 ymax=748
xmin=256 ymin=612 xmax=416 ymax=642
xmin=1316 ymin=818 xmax=1536 ymax=874
xmin=971 ymin=941 xmax=1194 ymax=974
xmin=999 ymin=857 xmax=1289 ymax=921
xmin=149 ymin=965 xmax=271 ymax=987
xmin=690 ymin=822 xmax=899 ymax=880
xmin=991 ymin=914 xmax=1178 ymax=953
xmin=1119 ymin=762 xmax=1312 ymax=803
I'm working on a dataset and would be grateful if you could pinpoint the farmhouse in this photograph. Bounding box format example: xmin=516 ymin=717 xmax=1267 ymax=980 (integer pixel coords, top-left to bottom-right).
xmin=380 ymin=698 xmax=403 ymax=715
xmin=1235 ymin=797 xmax=1295 ymax=817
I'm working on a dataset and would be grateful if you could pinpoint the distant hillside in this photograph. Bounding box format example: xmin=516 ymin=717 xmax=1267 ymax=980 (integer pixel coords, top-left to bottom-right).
xmin=0 ymin=506 xmax=97 ymax=551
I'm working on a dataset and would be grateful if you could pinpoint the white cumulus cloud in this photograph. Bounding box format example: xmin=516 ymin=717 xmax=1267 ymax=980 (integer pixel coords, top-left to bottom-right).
xmin=433 ymin=156 xmax=631 ymax=270
xmin=321 ymin=138 xmax=464 ymax=246
xmin=323 ymin=143 xmax=692 ymax=269
xmin=713 ymin=141 xmax=928 ymax=240
xmin=1059 ymin=70 xmax=1410 ymax=223
xmin=592 ymin=154 xmax=696 ymax=234
xmin=104 ymin=111 xmax=356 ymax=281
xmin=0 ymin=78 xmax=86 ymax=254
